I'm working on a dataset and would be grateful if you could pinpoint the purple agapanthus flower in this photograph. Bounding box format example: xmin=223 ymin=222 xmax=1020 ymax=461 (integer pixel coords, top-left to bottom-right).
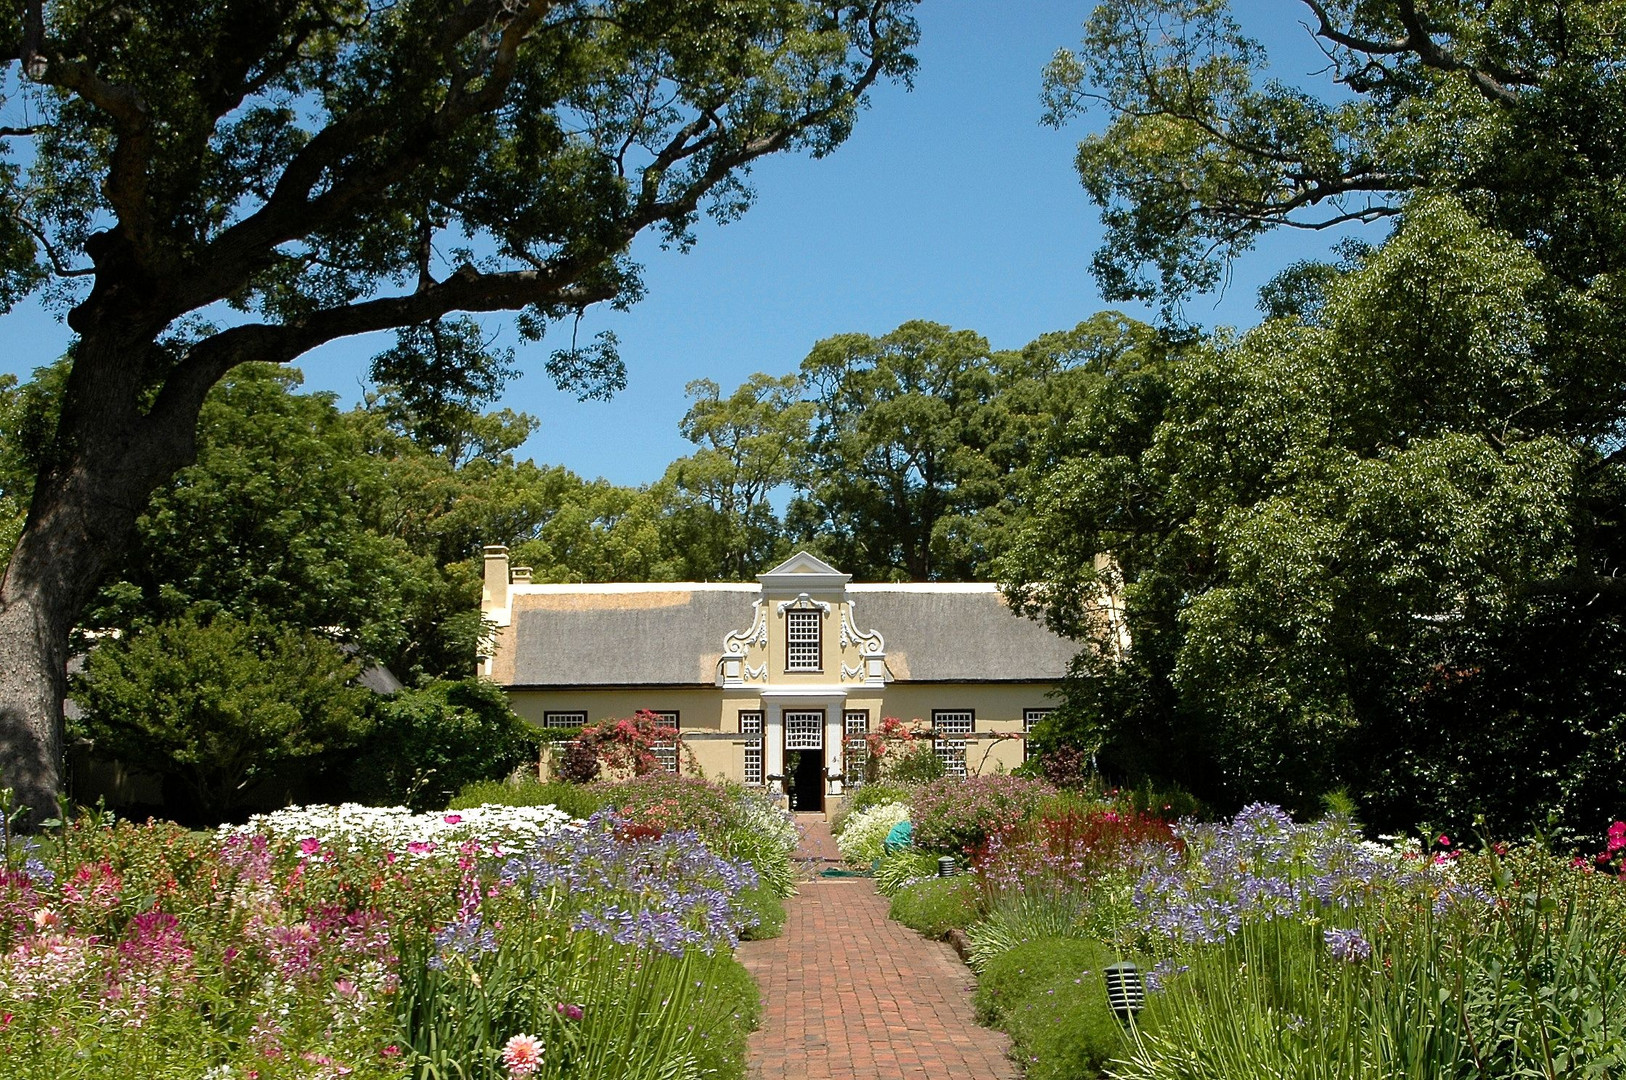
xmin=1323 ymin=925 xmax=1373 ymax=962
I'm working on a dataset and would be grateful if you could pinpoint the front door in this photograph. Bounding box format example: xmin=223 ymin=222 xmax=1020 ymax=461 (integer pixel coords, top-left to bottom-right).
xmin=784 ymin=710 xmax=825 ymax=812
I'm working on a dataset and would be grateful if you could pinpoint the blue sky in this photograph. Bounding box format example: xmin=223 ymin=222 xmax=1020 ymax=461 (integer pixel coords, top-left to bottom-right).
xmin=2 ymin=1 xmax=1364 ymax=487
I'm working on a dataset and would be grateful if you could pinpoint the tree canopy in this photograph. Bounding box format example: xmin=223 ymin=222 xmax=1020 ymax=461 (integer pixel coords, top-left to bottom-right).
xmin=0 ymin=0 xmax=921 ymax=820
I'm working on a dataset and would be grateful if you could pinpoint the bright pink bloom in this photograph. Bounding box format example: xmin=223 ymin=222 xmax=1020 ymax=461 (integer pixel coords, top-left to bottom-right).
xmin=1608 ymin=821 xmax=1626 ymax=852
xmin=444 ymin=814 xmax=463 ymax=825
xmin=555 ymin=1002 xmax=584 ymax=1021
xmin=1437 ymin=834 xmax=1451 ymax=847
xmin=502 ymin=1033 xmax=543 ymax=1076
xmin=299 ymin=837 xmax=321 ymax=855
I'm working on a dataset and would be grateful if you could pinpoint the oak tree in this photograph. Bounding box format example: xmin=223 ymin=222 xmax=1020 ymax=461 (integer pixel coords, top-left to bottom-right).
xmin=0 ymin=0 xmax=919 ymax=819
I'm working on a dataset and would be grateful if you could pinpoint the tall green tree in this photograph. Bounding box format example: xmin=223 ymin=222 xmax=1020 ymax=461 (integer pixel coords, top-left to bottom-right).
xmin=1012 ymin=1 xmax=1626 ymax=834
xmin=661 ymin=373 xmax=811 ymax=579
xmin=0 ymin=0 xmax=920 ymax=819
xmin=791 ymin=320 xmax=1003 ymax=580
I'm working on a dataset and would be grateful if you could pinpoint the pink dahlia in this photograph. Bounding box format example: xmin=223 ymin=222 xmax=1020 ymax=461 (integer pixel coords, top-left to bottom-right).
xmin=502 ymin=1033 xmax=543 ymax=1077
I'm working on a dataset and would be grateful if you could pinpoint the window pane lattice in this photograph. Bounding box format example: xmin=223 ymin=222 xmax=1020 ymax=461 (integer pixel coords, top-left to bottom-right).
xmin=740 ymin=712 xmax=763 ymax=785
xmin=843 ymin=711 xmax=870 ymax=787
xmin=651 ymin=711 xmax=680 ymax=773
xmin=786 ymin=610 xmax=821 ymax=670
xmin=785 ymin=711 xmax=824 ymax=751
xmin=933 ymin=711 xmax=973 ymax=778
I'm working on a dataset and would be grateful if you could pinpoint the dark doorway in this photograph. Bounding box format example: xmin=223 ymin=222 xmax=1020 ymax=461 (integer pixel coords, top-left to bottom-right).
xmin=787 ymin=749 xmax=824 ymax=811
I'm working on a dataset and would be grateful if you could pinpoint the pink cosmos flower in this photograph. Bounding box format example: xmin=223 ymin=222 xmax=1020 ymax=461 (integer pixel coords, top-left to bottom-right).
xmin=444 ymin=814 xmax=463 ymax=825
xmin=1437 ymin=834 xmax=1451 ymax=847
xmin=502 ymin=1033 xmax=543 ymax=1076
xmin=1608 ymin=821 xmax=1626 ymax=853
xmin=299 ymin=838 xmax=321 ymax=855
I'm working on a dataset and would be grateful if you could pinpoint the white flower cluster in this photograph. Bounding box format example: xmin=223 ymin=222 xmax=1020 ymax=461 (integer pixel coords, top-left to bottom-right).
xmin=220 ymin=802 xmax=578 ymax=856
xmin=835 ymin=802 xmax=912 ymax=865
xmin=734 ymin=790 xmax=799 ymax=856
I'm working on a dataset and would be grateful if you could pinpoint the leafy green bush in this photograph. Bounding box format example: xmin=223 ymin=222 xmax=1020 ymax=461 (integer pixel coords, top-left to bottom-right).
xmin=884 ymin=740 xmax=946 ymax=783
xmin=966 ymin=892 xmax=1088 ymax=972
xmin=737 ymin=884 xmax=787 ymax=941
xmin=873 ymin=849 xmax=938 ymax=896
xmin=888 ymin=877 xmax=981 ymax=938
xmin=350 ymin=677 xmax=542 ymax=811
xmin=71 ymin=610 xmax=371 ymax=821
xmin=449 ymin=778 xmax=607 ymax=820
xmin=1003 ymin=967 xmax=1130 ymax=1080
xmin=975 ymin=936 xmax=1112 ymax=1024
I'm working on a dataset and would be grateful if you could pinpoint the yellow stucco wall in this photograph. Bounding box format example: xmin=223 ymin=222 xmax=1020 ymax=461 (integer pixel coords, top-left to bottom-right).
xmin=511 ymin=681 xmax=1058 ymax=783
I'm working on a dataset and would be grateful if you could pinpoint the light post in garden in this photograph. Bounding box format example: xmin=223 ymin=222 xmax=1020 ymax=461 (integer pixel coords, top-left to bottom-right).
xmin=1105 ymin=962 xmax=1145 ymax=1024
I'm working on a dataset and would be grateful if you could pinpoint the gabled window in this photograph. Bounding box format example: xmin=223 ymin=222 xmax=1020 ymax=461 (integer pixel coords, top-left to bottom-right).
xmin=786 ymin=609 xmax=822 ymax=671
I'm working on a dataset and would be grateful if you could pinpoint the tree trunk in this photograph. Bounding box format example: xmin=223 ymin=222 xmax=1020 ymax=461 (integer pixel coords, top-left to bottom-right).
xmin=0 ymin=340 xmax=204 ymax=826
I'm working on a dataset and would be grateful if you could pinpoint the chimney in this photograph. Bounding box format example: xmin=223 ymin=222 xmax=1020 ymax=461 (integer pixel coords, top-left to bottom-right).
xmin=511 ymin=566 xmax=533 ymax=584
xmin=482 ymin=545 xmax=511 ymax=614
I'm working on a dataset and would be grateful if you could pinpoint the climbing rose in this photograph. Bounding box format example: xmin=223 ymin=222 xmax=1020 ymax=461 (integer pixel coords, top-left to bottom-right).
xmin=502 ymin=1033 xmax=543 ymax=1076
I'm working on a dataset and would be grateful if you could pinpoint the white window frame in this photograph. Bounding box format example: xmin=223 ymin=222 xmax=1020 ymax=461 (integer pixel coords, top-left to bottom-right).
xmin=842 ymin=710 xmax=870 ymax=787
xmin=932 ymin=710 xmax=974 ymax=778
xmin=784 ymin=710 xmax=824 ymax=751
xmin=542 ymin=711 xmax=587 ymax=729
xmin=650 ymin=710 xmax=680 ymax=773
xmin=785 ymin=609 xmax=822 ymax=671
xmin=740 ymin=711 xmax=764 ymax=786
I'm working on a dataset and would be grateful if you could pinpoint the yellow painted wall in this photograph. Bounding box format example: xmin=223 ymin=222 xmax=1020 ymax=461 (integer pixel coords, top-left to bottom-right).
xmin=512 ymin=681 xmax=1057 ymax=782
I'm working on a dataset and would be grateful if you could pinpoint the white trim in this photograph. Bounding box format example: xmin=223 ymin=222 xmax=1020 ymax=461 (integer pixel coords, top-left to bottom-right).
xmin=758 ymin=686 xmax=849 ymax=699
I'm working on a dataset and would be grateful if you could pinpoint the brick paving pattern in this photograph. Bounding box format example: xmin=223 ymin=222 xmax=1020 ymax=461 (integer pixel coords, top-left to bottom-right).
xmin=736 ymin=813 xmax=1017 ymax=1079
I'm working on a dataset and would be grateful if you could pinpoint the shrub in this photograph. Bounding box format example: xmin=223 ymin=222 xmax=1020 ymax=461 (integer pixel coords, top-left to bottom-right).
xmin=737 ymin=884 xmax=787 ymax=941
xmin=834 ymin=802 xmax=911 ymax=865
xmin=686 ymin=948 xmax=762 ymax=1078
xmin=975 ymin=936 xmax=1114 ymax=1025
xmin=884 ymin=740 xmax=946 ymax=784
xmin=1003 ymin=967 xmax=1129 ymax=1080
xmin=874 ymin=848 xmax=938 ymax=896
xmin=911 ymin=773 xmax=1054 ymax=855
xmin=449 ymin=778 xmax=607 ymax=820
xmin=831 ymin=781 xmax=914 ymax=834
xmin=888 ymin=877 xmax=981 ymax=938
xmin=350 ymin=677 xmax=541 ymax=812
xmin=966 ymin=892 xmax=1089 ymax=972
xmin=71 ymin=611 xmax=371 ymax=821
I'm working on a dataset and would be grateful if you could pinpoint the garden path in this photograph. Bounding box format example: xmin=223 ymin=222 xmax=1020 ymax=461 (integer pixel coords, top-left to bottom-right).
xmin=736 ymin=813 xmax=1017 ymax=1080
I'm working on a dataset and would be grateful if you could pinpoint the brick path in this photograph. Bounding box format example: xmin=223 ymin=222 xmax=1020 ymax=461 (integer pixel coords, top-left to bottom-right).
xmin=736 ymin=814 xmax=1017 ymax=1079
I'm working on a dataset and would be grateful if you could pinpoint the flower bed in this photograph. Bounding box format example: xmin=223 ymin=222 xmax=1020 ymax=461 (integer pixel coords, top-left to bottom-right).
xmin=895 ymin=787 xmax=1626 ymax=1079
xmin=0 ymin=793 xmax=774 ymax=1079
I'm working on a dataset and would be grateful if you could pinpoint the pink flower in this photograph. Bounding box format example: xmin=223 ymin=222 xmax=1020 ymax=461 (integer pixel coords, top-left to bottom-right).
xmin=31 ymin=907 xmax=61 ymax=932
xmin=555 ymin=1002 xmax=584 ymax=1021
xmin=381 ymin=1045 xmax=401 ymax=1059
xmin=299 ymin=838 xmax=321 ymax=855
xmin=502 ymin=1033 xmax=543 ymax=1076
xmin=444 ymin=814 xmax=463 ymax=825
xmin=1608 ymin=821 xmax=1626 ymax=853
xmin=1436 ymin=834 xmax=1451 ymax=847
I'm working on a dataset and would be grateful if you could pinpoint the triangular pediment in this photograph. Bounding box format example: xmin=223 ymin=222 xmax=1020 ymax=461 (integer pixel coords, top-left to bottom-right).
xmin=761 ymin=551 xmax=846 ymax=578
xmin=757 ymin=551 xmax=851 ymax=595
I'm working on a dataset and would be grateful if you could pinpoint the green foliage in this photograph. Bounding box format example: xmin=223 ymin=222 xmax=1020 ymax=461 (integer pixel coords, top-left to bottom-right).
xmin=881 ymin=741 xmax=946 ymax=784
xmin=449 ymin=779 xmax=608 ymax=820
xmin=836 ymin=782 xmax=916 ymax=827
xmin=790 ymin=321 xmax=1003 ymax=580
xmin=887 ymin=877 xmax=981 ymax=939
xmin=70 ymin=612 xmax=370 ymax=820
xmin=736 ymin=884 xmax=787 ymax=941
xmin=974 ymin=936 xmax=1114 ymax=1025
xmin=966 ymin=894 xmax=1089 ymax=974
xmin=1002 ymin=965 xmax=1130 ymax=1080
xmin=350 ymin=679 xmax=541 ymax=813
xmin=873 ymin=848 xmax=938 ymax=897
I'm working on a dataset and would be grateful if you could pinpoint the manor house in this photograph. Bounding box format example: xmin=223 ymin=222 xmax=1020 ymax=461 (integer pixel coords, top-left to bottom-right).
xmin=478 ymin=548 xmax=1120 ymax=812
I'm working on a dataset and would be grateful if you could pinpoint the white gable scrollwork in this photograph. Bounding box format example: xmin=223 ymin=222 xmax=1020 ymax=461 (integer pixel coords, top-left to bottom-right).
xmin=840 ymin=662 xmax=867 ymax=681
xmin=723 ymin=600 xmax=768 ymax=656
xmin=743 ymin=662 xmax=768 ymax=681
xmin=776 ymin=592 xmax=831 ymax=617
xmin=840 ymin=600 xmax=885 ymax=654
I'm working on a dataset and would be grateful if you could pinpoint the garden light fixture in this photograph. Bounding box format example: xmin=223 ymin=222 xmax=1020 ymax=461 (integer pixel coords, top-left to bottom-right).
xmin=1105 ymin=961 xmax=1145 ymax=1023
xmin=937 ymin=856 xmax=957 ymax=877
